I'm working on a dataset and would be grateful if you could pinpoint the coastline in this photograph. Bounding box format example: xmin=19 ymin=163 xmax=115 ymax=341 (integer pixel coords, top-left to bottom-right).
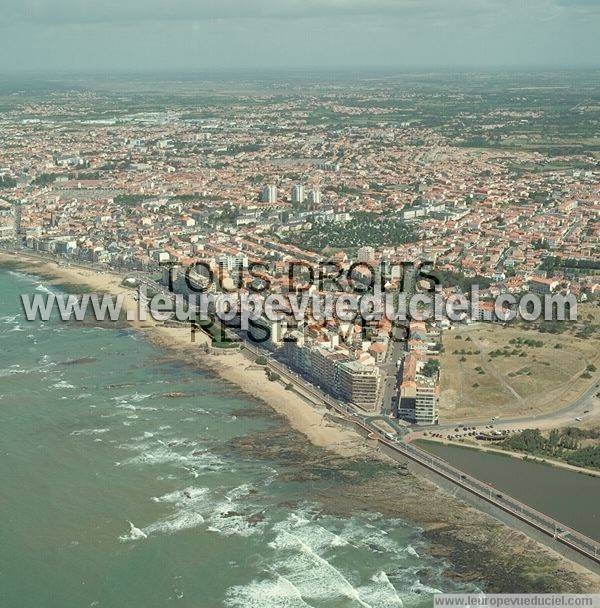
xmin=0 ymin=252 xmax=371 ymax=460
xmin=2 ymin=251 xmax=599 ymax=592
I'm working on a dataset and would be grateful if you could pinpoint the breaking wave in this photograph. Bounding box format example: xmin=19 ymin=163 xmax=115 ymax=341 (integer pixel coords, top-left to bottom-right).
xmin=119 ymin=521 xmax=148 ymax=541
xmin=70 ymin=428 xmax=110 ymax=436
xmin=225 ymin=509 xmax=452 ymax=608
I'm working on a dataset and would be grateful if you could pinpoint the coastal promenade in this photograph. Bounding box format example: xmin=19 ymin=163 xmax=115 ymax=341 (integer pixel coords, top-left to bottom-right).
xmin=242 ymin=341 xmax=600 ymax=571
xmin=380 ymin=439 xmax=600 ymax=568
xmin=3 ymin=248 xmax=599 ymax=572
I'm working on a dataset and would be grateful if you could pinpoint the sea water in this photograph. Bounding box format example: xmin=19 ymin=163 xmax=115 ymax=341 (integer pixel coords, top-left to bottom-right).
xmin=0 ymin=267 xmax=475 ymax=607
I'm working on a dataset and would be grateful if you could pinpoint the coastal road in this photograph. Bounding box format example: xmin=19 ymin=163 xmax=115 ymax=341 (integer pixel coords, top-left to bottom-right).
xmin=8 ymin=248 xmax=597 ymax=434
xmin=7 ymin=248 xmax=599 ymax=566
xmin=436 ymin=376 xmax=600 ymax=433
xmin=241 ymin=340 xmax=408 ymax=435
xmin=241 ymin=339 xmax=600 ymax=568
xmin=375 ymin=436 xmax=600 ymax=568
xmin=437 ymin=321 xmax=600 ymax=431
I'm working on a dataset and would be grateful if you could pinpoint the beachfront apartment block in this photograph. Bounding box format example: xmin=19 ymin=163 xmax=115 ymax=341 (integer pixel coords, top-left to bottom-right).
xmin=282 ymin=341 xmax=381 ymax=411
xmin=397 ymin=353 xmax=440 ymax=425
xmin=336 ymin=360 xmax=381 ymax=411
xmin=398 ymin=378 xmax=440 ymax=426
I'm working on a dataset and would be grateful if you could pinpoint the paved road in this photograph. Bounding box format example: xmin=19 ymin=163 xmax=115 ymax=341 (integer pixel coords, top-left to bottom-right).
xmin=381 ymin=438 xmax=600 ymax=566
xmin=252 ymin=352 xmax=600 ymax=567
xmin=363 ymin=414 xmax=409 ymax=434
xmin=379 ymin=321 xmax=408 ymax=417
xmin=379 ymin=266 xmax=418 ymax=418
xmin=241 ymin=335 xmax=600 ymax=567
xmin=10 ymin=248 xmax=596 ymax=435
xmin=9 ymin=248 xmax=599 ymax=561
xmin=436 ymin=377 xmax=600 ymax=432
xmin=437 ymin=321 xmax=600 ymax=431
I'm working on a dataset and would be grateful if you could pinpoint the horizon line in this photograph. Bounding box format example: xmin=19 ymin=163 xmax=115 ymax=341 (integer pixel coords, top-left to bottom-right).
xmin=1 ymin=64 xmax=600 ymax=77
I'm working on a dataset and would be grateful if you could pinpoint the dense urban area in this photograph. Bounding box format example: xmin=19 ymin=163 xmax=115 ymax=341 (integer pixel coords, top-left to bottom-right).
xmin=0 ymin=71 xmax=598 ymax=465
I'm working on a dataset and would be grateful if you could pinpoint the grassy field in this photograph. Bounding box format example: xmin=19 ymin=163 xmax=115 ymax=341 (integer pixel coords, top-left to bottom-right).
xmin=439 ymin=303 xmax=600 ymax=421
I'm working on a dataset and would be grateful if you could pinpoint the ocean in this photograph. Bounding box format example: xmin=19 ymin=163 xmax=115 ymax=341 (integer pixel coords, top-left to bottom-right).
xmin=0 ymin=267 xmax=476 ymax=607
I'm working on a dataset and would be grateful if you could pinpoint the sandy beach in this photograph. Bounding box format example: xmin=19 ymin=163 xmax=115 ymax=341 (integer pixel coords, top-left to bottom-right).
xmin=0 ymin=252 xmax=372 ymax=460
xmin=2 ymin=251 xmax=599 ymax=591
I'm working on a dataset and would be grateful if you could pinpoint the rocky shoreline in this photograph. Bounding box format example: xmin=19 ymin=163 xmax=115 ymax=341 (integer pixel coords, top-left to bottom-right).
xmin=2 ymin=253 xmax=598 ymax=594
xmin=227 ymin=403 xmax=598 ymax=594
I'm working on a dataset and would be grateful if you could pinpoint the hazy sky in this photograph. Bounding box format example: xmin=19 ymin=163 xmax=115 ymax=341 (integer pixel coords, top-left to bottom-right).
xmin=1 ymin=0 xmax=599 ymax=72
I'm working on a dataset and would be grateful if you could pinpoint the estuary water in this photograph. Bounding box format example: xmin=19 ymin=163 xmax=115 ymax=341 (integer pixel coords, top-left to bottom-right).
xmin=0 ymin=267 xmax=474 ymax=607
xmin=417 ymin=442 xmax=600 ymax=541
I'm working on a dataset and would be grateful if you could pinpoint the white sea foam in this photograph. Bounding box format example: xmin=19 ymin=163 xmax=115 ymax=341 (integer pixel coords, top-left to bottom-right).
xmin=7 ymin=269 xmax=36 ymax=282
xmin=155 ymin=473 xmax=178 ymax=481
xmin=52 ymin=380 xmax=76 ymax=389
xmin=356 ymin=571 xmax=404 ymax=608
xmin=225 ymin=575 xmax=314 ymax=608
xmin=70 ymin=428 xmax=110 ymax=436
xmin=255 ymin=511 xmax=428 ymax=608
xmin=143 ymin=510 xmax=206 ymax=536
xmin=406 ymin=545 xmax=419 ymax=557
xmin=410 ymin=580 xmax=442 ymax=595
xmin=0 ymin=314 xmax=19 ymax=324
xmin=35 ymin=283 xmax=55 ymax=295
xmin=0 ymin=365 xmax=27 ymax=378
xmin=337 ymin=517 xmax=414 ymax=558
xmin=0 ymin=359 xmax=56 ymax=378
xmin=112 ymin=392 xmax=158 ymax=413
xmin=119 ymin=521 xmax=148 ymax=541
xmin=206 ymin=511 xmax=263 ymax=538
xmin=188 ymin=407 xmax=211 ymax=415
xmin=266 ymin=523 xmax=374 ymax=607
xmin=143 ymin=484 xmax=266 ymax=540
xmin=225 ymin=483 xmax=254 ymax=502
xmin=131 ymin=431 xmax=156 ymax=441
xmin=138 ymin=487 xmax=210 ymax=537
xmin=34 ymin=284 xmax=66 ymax=301
xmin=152 ymin=486 xmax=209 ymax=505
xmin=116 ymin=404 xmax=159 ymax=412
xmin=273 ymin=516 xmax=350 ymax=554
xmin=260 ymin=468 xmax=278 ymax=487
xmin=112 ymin=392 xmax=152 ymax=404
xmin=123 ymin=444 xmax=224 ymax=472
